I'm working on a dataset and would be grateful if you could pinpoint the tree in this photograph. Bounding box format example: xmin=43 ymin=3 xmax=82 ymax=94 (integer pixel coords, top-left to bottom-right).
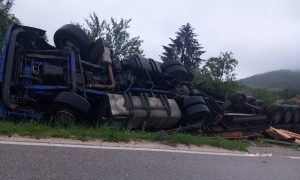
xmin=195 ymin=52 xmax=239 ymax=97
xmin=77 ymin=13 xmax=143 ymax=59
xmin=160 ymin=23 xmax=205 ymax=71
xmin=279 ymin=88 xmax=300 ymax=100
xmin=252 ymin=88 xmax=281 ymax=105
xmin=203 ymin=52 xmax=238 ymax=82
xmin=0 ymin=0 xmax=20 ymax=49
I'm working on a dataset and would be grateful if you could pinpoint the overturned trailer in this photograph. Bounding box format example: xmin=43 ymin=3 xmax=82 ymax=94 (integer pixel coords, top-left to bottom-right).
xmin=0 ymin=24 xmax=298 ymax=133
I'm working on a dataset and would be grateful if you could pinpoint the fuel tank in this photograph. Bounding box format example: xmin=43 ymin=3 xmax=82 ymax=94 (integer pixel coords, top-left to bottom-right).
xmin=108 ymin=94 xmax=181 ymax=129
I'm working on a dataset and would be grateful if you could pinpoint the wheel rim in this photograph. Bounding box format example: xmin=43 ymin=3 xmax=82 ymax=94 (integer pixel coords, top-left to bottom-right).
xmin=294 ymin=111 xmax=300 ymax=123
xmin=60 ymin=37 xmax=80 ymax=49
xmin=55 ymin=109 xmax=76 ymax=127
xmin=235 ymin=95 xmax=246 ymax=109
xmin=283 ymin=111 xmax=292 ymax=124
xmin=272 ymin=111 xmax=282 ymax=124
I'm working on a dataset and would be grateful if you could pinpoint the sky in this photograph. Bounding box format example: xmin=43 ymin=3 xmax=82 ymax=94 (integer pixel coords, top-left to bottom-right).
xmin=11 ymin=0 xmax=300 ymax=79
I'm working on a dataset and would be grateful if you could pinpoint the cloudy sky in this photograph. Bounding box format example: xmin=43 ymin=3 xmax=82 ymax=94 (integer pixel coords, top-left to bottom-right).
xmin=11 ymin=0 xmax=300 ymax=79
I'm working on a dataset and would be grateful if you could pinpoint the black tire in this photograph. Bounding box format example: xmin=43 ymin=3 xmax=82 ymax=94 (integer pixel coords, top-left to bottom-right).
xmin=228 ymin=92 xmax=246 ymax=111
xmin=53 ymin=92 xmax=91 ymax=114
xmin=246 ymin=96 xmax=256 ymax=105
xmin=54 ymin=24 xmax=91 ymax=59
xmin=165 ymin=65 xmax=189 ymax=80
xmin=291 ymin=106 xmax=300 ymax=123
xmin=52 ymin=107 xmax=77 ymax=128
xmin=282 ymin=105 xmax=293 ymax=124
xmin=51 ymin=92 xmax=91 ymax=127
xmin=267 ymin=104 xmax=284 ymax=125
xmin=161 ymin=59 xmax=184 ymax=69
xmin=182 ymin=96 xmax=206 ymax=109
xmin=255 ymin=99 xmax=267 ymax=113
xmin=184 ymin=104 xmax=212 ymax=125
xmin=86 ymin=38 xmax=105 ymax=63
xmin=161 ymin=60 xmax=190 ymax=81
xmin=255 ymin=100 xmax=264 ymax=106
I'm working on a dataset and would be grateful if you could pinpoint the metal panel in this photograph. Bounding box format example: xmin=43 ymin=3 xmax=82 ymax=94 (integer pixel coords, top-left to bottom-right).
xmin=108 ymin=94 xmax=181 ymax=129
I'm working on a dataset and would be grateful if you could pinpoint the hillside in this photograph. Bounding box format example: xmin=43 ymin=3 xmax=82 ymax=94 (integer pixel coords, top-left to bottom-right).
xmin=240 ymin=70 xmax=300 ymax=89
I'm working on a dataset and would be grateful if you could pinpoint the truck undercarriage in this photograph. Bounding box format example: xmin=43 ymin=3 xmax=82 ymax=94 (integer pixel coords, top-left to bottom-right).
xmin=0 ymin=24 xmax=299 ymax=133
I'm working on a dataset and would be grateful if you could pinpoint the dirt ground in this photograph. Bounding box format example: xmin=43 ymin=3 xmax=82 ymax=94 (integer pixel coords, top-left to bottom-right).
xmin=1 ymin=135 xmax=299 ymax=156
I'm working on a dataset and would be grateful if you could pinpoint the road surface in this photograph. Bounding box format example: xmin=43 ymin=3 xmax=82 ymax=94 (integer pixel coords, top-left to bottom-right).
xmin=0 ymin=140 xmax=299 ymax=180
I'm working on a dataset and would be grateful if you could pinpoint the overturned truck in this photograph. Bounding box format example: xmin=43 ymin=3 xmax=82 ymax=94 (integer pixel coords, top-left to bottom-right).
xmin=0 ymin=24 xmax=299 ymax=133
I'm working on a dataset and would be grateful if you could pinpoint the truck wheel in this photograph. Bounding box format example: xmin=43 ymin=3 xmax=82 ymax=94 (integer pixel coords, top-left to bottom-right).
xmin=282 ymin=105 xmax=293 ymax=124
xmin=54 ymin=24 xmax=91 ymax=59
xmin=184 ymin=104 xmax=211 ymax=125
xmin=182 ymin=96 xmax=211 ymax=127
xmin=161 ymin=60 xmax=190 ymax=81
xmin=292 ymin=106 xmax=300 ymax=123
xmin=267 ymin=104 xmax=283 ymax=125
xmin=182 ymin=96 xmax=206 ymax=108
xmin=86 ymin=38 xmax=105 ymax=63
xmin=255 ymin=100 xmax=264 ymax=106
xmin=51 ymin=92 xmax=91 ymax=127
xmin=228 ymin=92 xmax=246 ymax=111
xmin=255 ymin=100 xmax=267 ymax=113
xmin=246 ymin=96 xmax=256 ymax=105
xmin=53 ymin=107 xmax=77 ymax=127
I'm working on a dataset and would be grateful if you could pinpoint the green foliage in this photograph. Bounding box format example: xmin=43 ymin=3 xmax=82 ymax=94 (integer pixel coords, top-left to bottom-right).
xmin=278 ymin=88 xmax=300 ymax=100
xmin=0 ymin=121 xmax=248 ymax=151
xmin=76 ymin=12 xmax=143 ymax=59
xmin=194 ymin=70 xmax=240 ymax=97
xmin=0 ymin=0 xmax=20 ymax=49
xmin=251 ymin=88 xmax=281 ymax=105
xmin=239 ymin=85 xmax=281 ymax=105
xmin=160 ymin=23 xmax=205 ymax=71
xmin=203 ymin=52 xmax=238 ymax=82
xmin=240 ymin=85 xmax=300 ymax=105
xmin=195 ymin=52 xmax=240 ymax=97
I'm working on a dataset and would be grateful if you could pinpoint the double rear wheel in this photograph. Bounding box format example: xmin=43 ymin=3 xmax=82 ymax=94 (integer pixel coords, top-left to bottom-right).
xmin=182 ymin=96 xmax=212 ymax=129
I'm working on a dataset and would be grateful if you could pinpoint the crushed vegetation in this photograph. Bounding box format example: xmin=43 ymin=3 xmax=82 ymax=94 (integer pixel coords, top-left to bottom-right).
xmin=0 ymin=121 xmax=248 ymax=151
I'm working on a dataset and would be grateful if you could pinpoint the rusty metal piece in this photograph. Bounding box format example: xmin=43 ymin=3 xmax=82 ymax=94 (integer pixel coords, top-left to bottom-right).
xmin=89 ymin=64 xmax=116 ymax=89
xmin=213 ymin=131 xmax=261 ymax=139
xmin=211 ymin=114 xmax=223 ymax=125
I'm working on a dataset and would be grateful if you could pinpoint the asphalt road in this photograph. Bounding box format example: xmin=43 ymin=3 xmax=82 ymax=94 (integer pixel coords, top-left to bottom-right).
xmin=0 ymin=142 xmax=299 ymax=180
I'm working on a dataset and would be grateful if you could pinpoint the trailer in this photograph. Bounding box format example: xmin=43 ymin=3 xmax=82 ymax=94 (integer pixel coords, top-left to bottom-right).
xmin=0 ymin=24 xmax=297 ymax=133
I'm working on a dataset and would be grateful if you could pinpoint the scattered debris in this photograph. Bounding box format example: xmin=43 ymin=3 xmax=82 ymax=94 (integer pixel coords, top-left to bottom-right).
xmin=212 ymin=131 xmax=262 ymax=139
xmin=265 ymin=127 xmax=300 ymax=144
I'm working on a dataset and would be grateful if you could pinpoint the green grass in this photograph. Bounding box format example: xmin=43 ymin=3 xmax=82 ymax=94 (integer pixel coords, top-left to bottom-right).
xmin=0 ymin=121 xmax=248 ymax=151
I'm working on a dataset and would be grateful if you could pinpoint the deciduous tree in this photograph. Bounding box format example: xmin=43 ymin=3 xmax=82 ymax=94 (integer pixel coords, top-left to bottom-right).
xmin=76 ymin=13 xmax=143 ymax=59
xmin=195 ymin=52 xmax=239 ymax=97
xmin=0 ymin=0 xmax=20 ymax=49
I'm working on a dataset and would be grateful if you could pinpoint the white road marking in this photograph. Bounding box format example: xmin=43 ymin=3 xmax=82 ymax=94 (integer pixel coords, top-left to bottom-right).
xmin=0 ymin=140 xmax=299 ymax=159
xmin=287 ymin=156 xmax=300 ymax=160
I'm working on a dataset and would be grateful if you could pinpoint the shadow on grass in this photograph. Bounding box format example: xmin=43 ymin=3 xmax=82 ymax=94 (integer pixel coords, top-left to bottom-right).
xmin=0 ymin=120 xmax=248 ymax=151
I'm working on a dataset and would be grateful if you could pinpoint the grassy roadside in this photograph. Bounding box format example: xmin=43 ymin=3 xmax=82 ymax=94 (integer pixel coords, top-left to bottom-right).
xmin=0 ymin=121 xmax=248 ymax=151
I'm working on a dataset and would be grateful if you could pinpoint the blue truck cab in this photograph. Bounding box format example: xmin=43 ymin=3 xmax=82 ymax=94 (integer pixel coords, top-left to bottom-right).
xmin=0 ymin=24 xmax=108 ymax=123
